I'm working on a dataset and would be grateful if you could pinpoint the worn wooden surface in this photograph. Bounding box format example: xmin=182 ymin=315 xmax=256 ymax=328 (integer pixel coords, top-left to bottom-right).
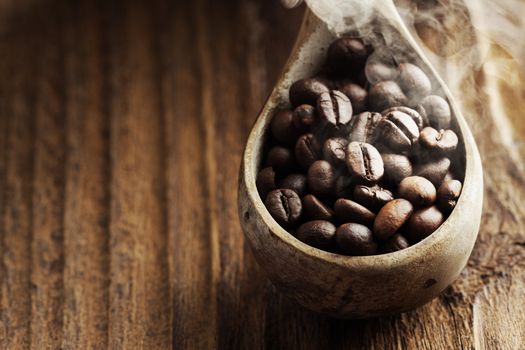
xmin=0 ymin=0 xmax=523 ymax=349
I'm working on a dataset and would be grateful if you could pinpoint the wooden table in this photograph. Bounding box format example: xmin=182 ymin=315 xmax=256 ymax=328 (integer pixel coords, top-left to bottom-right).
xmin=0 ymin=0 xmax=523 ymax=348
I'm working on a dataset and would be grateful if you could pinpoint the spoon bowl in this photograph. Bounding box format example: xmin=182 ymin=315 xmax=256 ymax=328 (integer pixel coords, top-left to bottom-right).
xmin=238 ymin=4 xmax=483 ymax=318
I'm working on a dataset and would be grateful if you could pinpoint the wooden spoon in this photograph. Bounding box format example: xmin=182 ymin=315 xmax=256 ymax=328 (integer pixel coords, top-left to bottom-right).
xmin=238 ymin=2 xmax=483 ymax=318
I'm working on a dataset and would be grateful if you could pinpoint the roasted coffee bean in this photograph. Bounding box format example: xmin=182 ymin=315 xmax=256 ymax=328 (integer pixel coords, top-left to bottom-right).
xmin=365 ymin=50 xmax=399 ymax=84
xmin=368 ymin=81 xmax=407 ymax=112
xmin=418 ymin=95 xmax=451 ymax=129
xmin=373 ymin=198 xmax=414 ymax=240
xmin=292 ymin=104 xmax=317 ymax=132
xmin=256 ymin=166 xmax=276 ymax=199
xmin=334 ymin=175 xmax=353 ymax=198
xmin=380 ymin=233 xmax=409 ymax=253
xmin=296 ymin=220 xmax=336 ymax=249
xmin=335 ymin=223 xmax=377 ymax=255
xmin=265 ymin=189 xmax=302 ymax=227
xmin=289 ymin=77 xmax=330 ymax=107
xmin=267 ymin=146 xmax=295 ymax=172
xmin=339 ymin=81 xmax=368 ymax=113
xmin=271 ymin=109 xmax=299 ymax=146
xmin=307 ymin=160 xmax=337 ymax=197
xmin=279 ymin=174 xmax=307 ymax=197
xmin=415 ymin=157 xmax=451 ymax=187
xmin=317 ymin=90 xmax=353 ymax=128
xmin=379 ymin=110 xmax=419 ymax=151
xmin=405 ymin=206 xmax=444 ymax=243
xmin=397 ymin=63 xmax=431 ymax=105
xmin=346 ymin=142 xmax=384 ymax=183
xmin=353 ymin=185 xmax=394 ymax=211
xmin=323 ymin=137 xmax=348 ymax=167
xmin=398 ymin=176 xmax=436 ymax=207
xmin=437 ymin=179 xmax=462 ymax=213
xmin=327 ymin=37 xmax=370 ymax=74
xmin=303 ymin=194 xmax=334 ymax=220
xmin=419 ymin=127 xmax=458 ymax=154
xmin=295 ymin=133 xmax=321 ymax=169
xmin=381 ymin=153 xmax=413 ymax=183
xmin=334 ymin=198 xmax=376 ymax=225
xmin=381 ymin=106 xmax=424 ymax=129
xmin=348 ymin=111 xmax=383 ymax=143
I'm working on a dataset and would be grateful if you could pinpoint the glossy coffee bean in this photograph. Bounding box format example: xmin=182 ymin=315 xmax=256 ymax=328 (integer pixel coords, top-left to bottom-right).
xmin=265 ymin=189 xmax=302 ymax=227
xmin=334 ymin=198 xmax=376 ymax=225
xmin=381 ymin=106 xmax=424 ymax=129
xmin=296 ymin=220 xmax=336 ymax=249
xmin=292 ymin=104 xmax=317 ymax=132
xmin=405 ymin=206 xmax=444 ymax=243
xmin=348 ymin=111 xmax=383 ymax=143
xmin=353 ymin=185 xmax=394 ymax=211
xmin=323 ymin=137 xmax=348 ymax=167
xmin=419 ymin=127 xmax=458 ymax=154
xmin=381 ymin=153 xmax=413 ymax=183
xmin=256 ymin=166 xmax=276 ymax=199
xmin=368 ymin=81 xmax=407 ymax=112
xmin=279 ymin=174 xmax=307 ymax=197
xmin=327 ymin=37 xmax=370 ymax=73
xmin=364 ymin=50 xmax=398 ymax=84
xmin=307 ymin=160 xmax=336 ymax=197
xmin=339 ymin=81 xmax=367 ymax=113
xmin=271 ymin=110 xmax=299 ymax=146
xmin=373 ymin=198 xmax=414 ymax=241
xmin=346 ymin=142 xmax=384 ymax=183
xmin=414 ymin=157 xmax=451 ymax=187
xmin=397 ymin=63 xmax=431 ymax=105
xmin=303 ymin=194 xmax=334 ymax=221
xmin=266 ymin=146 xmax=295 ymax=172
xmin=289 ymin=77 xmax=330 ymax=107
xmin=335 ymin=223 xmax=378 ymax=256
xmin=379 ymin=110 xmax=419 ymax=151
xmin=380 ymin=233 xmax=409 ymax=253
xmin=437 ymin=179 xmax=462 ymax=213
xmin=295 ymin=133 xmax=321 ymax=169
xmin=418 ymin=95 xmax=451 ymax=129
xmin=398 ymin=176 xmax=436 ymax=207
xmin=317 ymin=90 xmax=353 ymax=128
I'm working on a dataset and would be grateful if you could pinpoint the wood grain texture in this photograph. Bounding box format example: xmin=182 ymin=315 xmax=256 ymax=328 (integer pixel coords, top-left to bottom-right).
xmin=0 ymin=0 xmax=522 ymax=349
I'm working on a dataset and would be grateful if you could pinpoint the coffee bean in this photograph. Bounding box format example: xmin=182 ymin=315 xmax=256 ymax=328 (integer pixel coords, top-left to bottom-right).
xmin=327 ymin=37 xmax=370 ymax=74
xmin=271 ymin=109 xmax=299 ymax=146
xmin=335 ymin=223 xmax=377 ymax=255
xmin=323 ymin=137 xmax=348 ymax=166
xmin=380 ymin=233 xmax=409 ymax=253
xmin=373 ymin=198 xmax=413 ymax=240
xmin=303 ymin=194 xmax=334 ymax=221
xmin=338 ymin=81 xmax=367 ymax=113
xmin=267 ymin=146 xmax=295 ymax=172
xmin=289 ymin=77 xmax=330 ymax=107
xmin=265 ymin=189 xmax=302 ymax=227
xmin=414 ymin=157 xmax=451 ymax=187
xmin=419 ymin=127 xmax=458 ymax=154
xmin=348 ymin=111 xmax=383 ymax=143
xmin=346 ymin=142 xmax=384 ymax=183
xmin=365 ymin=62 xmax=398 ymax=84
xmin=379 ymin=110 xmax=419 ymax=151
xmin=398 ymin=176 xmax=436 ymax=207
xmin=334 ymin=198 xmax=376 ymax=225
xmin=334 ymin=175 xmax=353 ymax=198
xmin=292 ymin=104 xmax=317 ymax=132
xmin=418 ymin=95 xmax=451 ymax=129
xmin=279 ymin=174 xmax=307 ymax=197
xmin=353 ymin=185 xmax=394 ymax=211
xmin=368 ymin=81 xmax=407 ymax=112
xmin=296 ymin=220 xmax=336 ymax=249
xmin=307 ymin=160 xmax=336 ymax=197
xmin=381 ymin=153 xmax=413 ymax=183
xmin=256 ymin=166 xmax=276 ymax=199
xmin=437 ymin=179 xmax=462 ymax=213
xmin=405 ymin=206 xmax=444 ymax=243
xmin=295 ymin=133 xmax=321 ymax=169
xmin=317 ymin=90 xmax=353 ymax=128
xmin=381 ymin=106 xmax=424 ymax=129
xmin=397 ymin=63 xmax=431 ymax=105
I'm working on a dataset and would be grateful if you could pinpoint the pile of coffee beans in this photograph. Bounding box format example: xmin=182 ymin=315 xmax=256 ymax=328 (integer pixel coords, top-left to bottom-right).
xmin=257 ymin=36 xmax=463 ymax=256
